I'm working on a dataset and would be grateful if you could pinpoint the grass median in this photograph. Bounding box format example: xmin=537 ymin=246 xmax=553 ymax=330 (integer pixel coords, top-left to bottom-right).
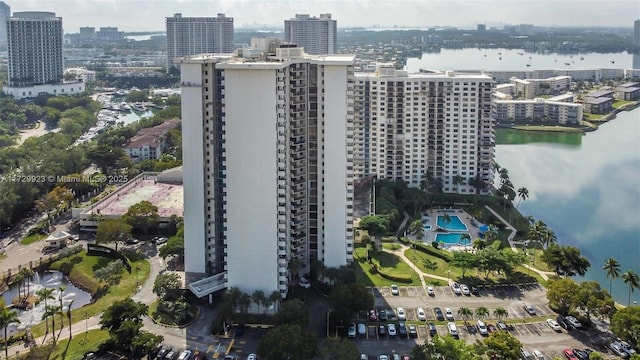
xmin=354 ymin=245 xmax=421 ymax=286
xmin=29 ymin=250 xmax=150 ymax=338
xmin=48 ymin=329 xmax=109 ymax=360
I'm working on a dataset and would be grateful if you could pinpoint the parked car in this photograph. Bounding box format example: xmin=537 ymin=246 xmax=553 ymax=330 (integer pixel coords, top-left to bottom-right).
xmin=164 ymin=350 xmax=179 ymax=360
xmin=379 ymin=308 xmax=388 ymax=321
xmin=155 ymin=237 xmax=168 ymax=245
xmin=565 ymin=316 xmax=582 ymax=329
xmin=428 ymin=323 xmax=437 ymax=336
xmin=609 ymin=341 xmax=632 ymax=358
xmin=571 ymin=349 xmax=589 ymax=360
xmin=126 ymin=238 xmax=139 ymax=245
xmin=390 ymin=284 xmax=399 ymax=295
xmin=177 ymin=350 xmax=192 ymax=360
xmin=378 ymin=324 xmax=387 ymax=336
xmin=379 ymin=355 xmax=389 ymax=360
xmin=387 ymin=323 xmax=397 ymax=336
xmin=532 ymin=349 xmax=545 ymax=359
xmin=619 ymin=340 xmax=637 ymax=356
xmin=397 ymin=307 xmax=406 ymax=321
xmin=417 ymin=308 xmax=426 ymax=321
xmin=369 ymin=309 xmax=378 ymax=321
xmin=471 ymin=286 xmax=480 ymax=296
xmin=451 ymin=282 xmax=462 ymax=295
xmin=408 ymin=324 xmax=417 ymax=338
xmin=358 ymin=323 xmax=366 ymax=335
xmin=246 ymin=354 xmax=257 ymax=360
xmin=524 ymin=304 xmax=536 ymax=315
xmin=191 ymin=351 xmax=206 ymax=360
xmin=156 ymin=347 xmax=171 ymax=359
xmin=434 ymin=307 xmax=445 ymax=321
xmin=445 ymin=308 xmax=454 ymax=321
xmin=348 ymin=323 xmax=356 ymax=338
xmin=398 ymin=322 xmax=408 ymax=337
xmin=521 ymin=349 xmax=533 ymax=360
xmin=298 ymin=277 xmax=311 ymax=288
xmin=546 ymin=318 xmax=562 ymax=332
xmin=461 ymin=284 xmax=471 ymax=295
xmin=360 ymin=354 xmax=367 ymax=360
xmin=557 ymin=315 xmax=570 ymax=330
xmin=476 ymin=320 xmax=488 ymax=336
xmin=427 ymin=286 xmax=435 ymax=296
xmin=496 ymin=321 xmax=508 ymax=331
xmin=401 ymin=354 xmax=410 ymax=360
xmin=562 ymin=349 xmax=578 ymax=360
xmin=487 ymin=324 xmax=496 ymax=333
xmin=447 ymin=322 xmax=458 ymax=337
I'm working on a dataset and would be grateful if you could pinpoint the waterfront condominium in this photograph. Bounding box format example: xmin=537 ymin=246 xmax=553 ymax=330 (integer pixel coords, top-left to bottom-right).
xmin=353 ymin=64 xmax=495 ymax=194
xmin=4 ymin=12 xmax=84 ymax=99
xmin=284 ymin=13 xmax=337 ymax=55
xmin=166 ymin=13 xmax=234 ymax=70
xmin=180 ymin=40 xmax=355 ymax=300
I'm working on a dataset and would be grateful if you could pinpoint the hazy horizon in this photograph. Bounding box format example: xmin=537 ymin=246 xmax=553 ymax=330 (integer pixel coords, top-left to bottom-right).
xmin=7 ymin=0 xmax=640 ymax=33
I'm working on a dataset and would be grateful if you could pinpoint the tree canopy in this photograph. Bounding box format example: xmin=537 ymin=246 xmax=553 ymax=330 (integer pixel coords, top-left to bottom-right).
xmin=123 ymin=200 xmax=159 ymax=236
xmin=541 ymin=244 xmax=591 ymax=277
xmin=257 ymin=324 xmax=317 ymax=360
xmin=100 ymin=299 xmax=162 ymax=358
xmin=96 ymin=218 xmax=132 ymax=248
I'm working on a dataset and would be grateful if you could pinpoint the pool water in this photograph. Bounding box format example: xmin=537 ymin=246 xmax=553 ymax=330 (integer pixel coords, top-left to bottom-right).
xmin=435 ymin=233 xmax=471 ymax=246
xmin=423 ymin=224 xmax=432 ymax=231
xmin=437 ymin=215 xmax=468 ymax=231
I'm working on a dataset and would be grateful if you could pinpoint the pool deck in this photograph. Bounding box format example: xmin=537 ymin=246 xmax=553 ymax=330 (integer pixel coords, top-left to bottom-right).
xmin=420 ymin=208 xmax=483 ymax=247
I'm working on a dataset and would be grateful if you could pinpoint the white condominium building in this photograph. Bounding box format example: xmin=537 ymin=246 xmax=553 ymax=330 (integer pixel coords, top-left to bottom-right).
xmin=354 ymin=65 xmax=495 ymax=194
xmin=284 ymin=13 xmax=337 ymax=55
xmin=166 ymin=13 xmax=234 ymax=70
xmin=180 ymin=42 xmax=355 ymax=299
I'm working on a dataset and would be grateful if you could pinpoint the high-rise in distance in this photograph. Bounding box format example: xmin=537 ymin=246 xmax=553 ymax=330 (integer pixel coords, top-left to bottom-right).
xmin=634 ymin=19 xmax=640 ymax=47
xmin=181 ymin=39 xmax=355 ymax=300
xmin=166 ymin=13 xmax=234 ymax=70
xmin=284 ymin=14 xmax=337 ymax=55
xmin=0 ymin=1 xmax=10 ymax=50
xmin=3 ymin=11 xmax=84 ymax=99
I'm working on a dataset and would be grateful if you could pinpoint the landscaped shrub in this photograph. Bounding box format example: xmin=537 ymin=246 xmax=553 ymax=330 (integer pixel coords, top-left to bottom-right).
xmin=413 ymin=241 xmax=451 ymax=262
xmin=377 ymin=268 xmax=412 ymax=283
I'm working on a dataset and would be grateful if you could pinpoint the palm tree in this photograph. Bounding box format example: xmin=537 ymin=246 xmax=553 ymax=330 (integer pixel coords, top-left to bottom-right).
xmin=58 ymin=286 xmax=67 ymax=331
xmin=472 ymin=239 xmax=487 ymax=250
xmin=13 ymin=271 xmax=24 ymax=300
xmin=36 ymin=287 xmax=56 ymax=334
xmin=493 ymin=307 xmax=508 ymax=321
xmin=0 ymin=308 xmax=20 ymax=359
xmin=622 ymin=270 xmax=640 ymax=306
xmin=43 ymin=305 xmax=61 ymax=344
xmin=602 ymin=258 xmax=621 ymax=295
xmin=409 ymin=219 xmax=425 ymax=240
xmin=475 ymin=306 xmax=489 ymax=320
xmin=441 ymin=214 xmax=451 ymax=229
xmin=541 ymin=228 xmax=557 ymax=249
xmin=252 ymin=290 xmax=266 ymax=314
xmin=268 ymin=290 xmax=282 ymax=314
xmin=452 ymin=174 xmax=465 ymax=193
xmin=457 ymin=307 xmax=473 ymax=325
xmin=516 ymin=187 xmax=529 ymax=208
xmin=483 ymin=225 xmax=499 ymax=243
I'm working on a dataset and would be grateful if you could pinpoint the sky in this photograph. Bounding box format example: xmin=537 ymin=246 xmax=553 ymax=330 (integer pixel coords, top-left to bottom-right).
xmin=9 ymin=0 xmax=640 ymax=33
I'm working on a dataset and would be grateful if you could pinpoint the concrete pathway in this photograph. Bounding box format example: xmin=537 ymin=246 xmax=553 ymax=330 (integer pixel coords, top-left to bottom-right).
xmin=484 ymin=205 xmax=555 ymax=281
xmin=385 ymin=244 xmax=452 ymax=286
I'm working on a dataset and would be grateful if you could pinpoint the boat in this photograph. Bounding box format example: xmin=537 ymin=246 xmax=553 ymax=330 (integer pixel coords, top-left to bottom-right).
xmin=499 ymin=57 xmax=502 ymax=60
xmin=611 ymin=60 xmax=615 ymax=64
xmin=580 ymin=56 xmax=584 ymax=60
xmin=131 ymin=102 xmax=147 ymax=112
xmin=564 ymin=62 xmax=570 ymax=65
xmin=526 ymin=64 xmax=531 ymax=67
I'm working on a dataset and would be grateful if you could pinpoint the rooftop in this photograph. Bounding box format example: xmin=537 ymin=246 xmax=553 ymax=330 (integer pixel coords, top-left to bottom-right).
xmin=82 ymin=175 xmax=183 ymax=218
xmin=585 ymin=97 xmax=612 ymax=105
xmin=587 ymin=89 xmax=614 ymax=98
xmin=125 ymin=119 xmax=180 ymax=149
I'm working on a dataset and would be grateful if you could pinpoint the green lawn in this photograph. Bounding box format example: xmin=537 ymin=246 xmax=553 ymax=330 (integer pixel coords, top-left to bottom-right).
xmin=47 ymin=329 xmax=109 ymax=360
xmin=353 ymin=245 xmax=421 ymax=286
xmin=21 ymin=233 xmax=46 ymax=245
xmin=403 ymin=248 xmax=461 ymax=280
xmin=583 ymin=112 xmax=606 ymax=121
xmin=29 ymin=250 xmax=150 ymax=338
xmin=613 ymin=100 xmax=633 ymax=109
xmin=511 ymin=125 xmax=583 ymax=133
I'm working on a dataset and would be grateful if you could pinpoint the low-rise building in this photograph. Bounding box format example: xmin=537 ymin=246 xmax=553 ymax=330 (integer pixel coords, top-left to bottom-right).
xmin=510 ymin=76 xmax=571 ymax=99
xmin=124 ymin=119 xmax=180 ymax=162
xmin=493 ymin=95 xmax=583 ymax=125
xmin=616 ymin=82 xmax=640 ymax=100
xmin=585 ymin=89 xmax=614 ymax=114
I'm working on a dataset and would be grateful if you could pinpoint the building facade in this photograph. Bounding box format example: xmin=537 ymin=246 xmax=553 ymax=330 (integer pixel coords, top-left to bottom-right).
xmin=0 ymin=1 xmax=10 ymax=50
xmin=7 ymin=12 xmax=64 ymax=87
xmin=353 ymin=65 xmax=495 ymax=194
xmin=166 ymin=13 xmax=234 ymax=70
xmin=180 ymin=43 xmax=355 ymax=299
xmin=284 ymin=14 xmax=337 ymax=55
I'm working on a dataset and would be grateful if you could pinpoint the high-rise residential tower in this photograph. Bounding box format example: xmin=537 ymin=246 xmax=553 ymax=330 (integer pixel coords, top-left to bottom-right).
xmin=180 ymin=40 xmax=355 ymax=300
xmin=0 ymin=1 xmax=10 ymax=50
xmin=353 ymin=65 xmax=495 ymax=194
xmin=3 ymin=11 xmax=83 ymax=99
xmin=634 ymin=19 xmax=640 ymax=47
xmin=284 ymin=13 xmax=337 ymax=55
xmin=166 ymin=13 xmax=234 ymax=70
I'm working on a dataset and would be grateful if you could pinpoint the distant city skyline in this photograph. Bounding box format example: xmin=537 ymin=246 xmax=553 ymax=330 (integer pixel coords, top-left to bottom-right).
xmin=9 ymin=0 xmax=640 ymax=33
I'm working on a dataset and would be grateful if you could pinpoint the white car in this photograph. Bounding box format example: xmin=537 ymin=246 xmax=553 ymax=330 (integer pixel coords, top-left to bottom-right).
xmin=447 ymin=322 xmax=458 ymax=336
xmin=451 ymin=282 xmax=462 ymax=295
xmin=379 ymin=355 xmax=389 ymax=360
xmin=427 ymin=286 xmax=435 ymax=296
xmin=390 ymin=284 xmax=399 ymax=295
xmin=247 ymin=355 xmax=257 ymax=360
xmin=445 ymin=308 xmax=454 ymax=321
xmin=177 ymin=350 xmax=192 ymax=360
xmin=417 ymin=308 xmax=426 ymax=321
xmin=532 ymin=349 xmax=545 ymax=359
xmin=460 ymin=284 xmax=471 ymax=295
xmin=396 ymin=307 xmax=406 ymax=321
xmin=476 ymin=320 xmax=488 ymax=336
xmin=387 ymin=323 xmax=397 ymax=336
xmin=565 ymin=315 xmax=582 ymax=329
xmin=546 ymin=318 xmax=561 ymax=332
xmin=298 ymin=277 xmax=311 ymax=288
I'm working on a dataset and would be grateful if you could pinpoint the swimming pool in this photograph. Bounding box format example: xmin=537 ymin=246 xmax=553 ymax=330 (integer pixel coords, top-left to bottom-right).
xmin=437 ymin=215 xmax=468 ymax=232
xmin=423 ymin=224 xmax=432 ymax=231
xmin=435 ymin=233 xmax=471 ymax=246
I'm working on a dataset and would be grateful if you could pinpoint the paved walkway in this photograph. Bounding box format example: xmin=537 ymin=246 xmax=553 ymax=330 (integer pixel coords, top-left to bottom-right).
xmin=385 ymin=244 xmax=452 ymax=287
xmin=484 ymin=205 xmax=554 ymax=281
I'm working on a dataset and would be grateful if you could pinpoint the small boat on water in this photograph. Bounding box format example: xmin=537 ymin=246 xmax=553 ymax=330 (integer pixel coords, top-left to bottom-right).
xmin=611 ymin=60 xmax=615 ymax=64
xmin=564 ymin=62 xmax=570 ymax=65
xmin=499 ymin=57 xmax=502 ymax=60
xmin=526 ymin=64 xmax=531 ymax=67
xmin=580 ymin=56 xmax=584 ymax=60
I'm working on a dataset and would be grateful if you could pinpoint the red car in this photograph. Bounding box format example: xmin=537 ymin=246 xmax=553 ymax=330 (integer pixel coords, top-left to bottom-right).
xmin=402 ymin=354 xmax=411 ymax=360
xmin=369 ymin=309 xmax=378 ymax=321
xmin=563 ymin=348 xmax=578 ymax=360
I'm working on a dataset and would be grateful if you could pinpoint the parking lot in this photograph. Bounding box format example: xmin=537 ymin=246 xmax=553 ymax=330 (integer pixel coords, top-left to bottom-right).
xmin=353 ymin=284 xmax=624 ymax=359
